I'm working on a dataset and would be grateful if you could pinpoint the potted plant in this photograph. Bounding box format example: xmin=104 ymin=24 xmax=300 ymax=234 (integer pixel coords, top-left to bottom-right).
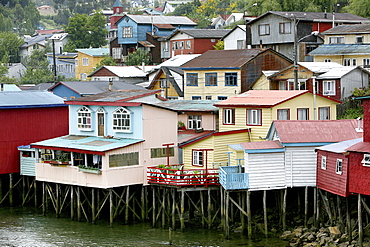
xmin=178 ymin=121 xmax=186 ymax=130
xmin=78 ymin=165 xmax=101 ymax=174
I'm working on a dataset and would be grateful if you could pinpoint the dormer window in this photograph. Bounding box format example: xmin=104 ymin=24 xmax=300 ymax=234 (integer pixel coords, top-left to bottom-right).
xmin=362 ymin=154 xmax=370 ymax=167
xmin=77 ymin=106 xmax=92 ymax=130
xmin=113 ymin=107 xmax=131 ymax=132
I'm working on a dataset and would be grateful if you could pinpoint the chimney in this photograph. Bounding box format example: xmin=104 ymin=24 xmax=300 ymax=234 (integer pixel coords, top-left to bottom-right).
xmin=259 ymin=40 xmax=263 ymax=50
xmin=142 ymin=60 xmax=145 ymax=73
xmin=0 ymin=84 xmax=4 ymax=91
xmin=356 ymin=117 xmax=363 ymax=132
xmin=108 ymin=78 xmax=113 ymax=91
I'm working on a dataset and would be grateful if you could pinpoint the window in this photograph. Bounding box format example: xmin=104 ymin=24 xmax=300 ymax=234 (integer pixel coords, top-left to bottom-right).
xmin=109 ymin=152 xmax=139 ymax=167
xmin=188 ymin=115 xmax=202 ymax=129
xmin=122 ymin=27 xmax=133 ymax=38
xmin=186 ymin=73 xmax=198 ymax=86
xmin=160 ymin=78 xmax=168 ymax=88
xmin=237 ymin=40 xmax=245 ymax=49
xmin=77 ymin=106 xmax=92 ymax=130
xmin=324 ymin=58 xmax=332 ymax=62
xmin=185 ymin=40 xmax=191 ymax=49
xmin=329 ymin=36 xmax=344 ymax=44
xmin=344 ymin=58 xmax=351 ymax=66
xmin=192 ymin=150 xmax=203 ymax=166
xmin=258 ymin=24 xmax=270 ymax=35
xmin=319 ymin=107 xmax=330 ymax=120
xmin=223 ymin=108 xmax=235 ymax=124
xmin=356 ymin=36 xmax=364 ymax=44
xmin=75 ymin=59 xmax=78 ymax=66
xmin=151 ymin=147 xmax=174 ymax=158
xmin=205 ymin=73 xmax=217 ymax=86
xmin=205 ymin=96 xmax=212 ymax=100
xmin=321 ymin=156 xmax=327 ymax=170
xmin=192 ymin=96 xmax=201 ymax=100
xmin=279 ymin=81 xmax=287 ymax=90
xmin=362 ymin=154 xmax=370 ymax=167
xmin=297 ymin=108 xmax=309 ymax=120
xmin=323 ymin=81 xmax=335 ymax=95
xmin=279 ymin=22 xmax=291 ymax=34
xmin=179 ymin=41 xmax=184 ymax=49
xmin=363 ymin=58 xmax=370 ymax=67
xmin=353 ymin=59 xmax=357 ymax=66
xmin=80 ymin=73 xmax=87 ymax=81
xmin=218 ymin=96 xmax=227 ymax=100
xmin=112 ymin=48 xmax=122 ymax=59
xmin=163 ymin=42 xmax=169 ymax=52
xmin=336 ymin=159 xmax=343 ymax=175
xmin=82 ymin=58 xmax=88 ymax=66
xmin=113 ymin=107 xmax=131 ymax=132
xmin=277 ymin=109 xmax=290 ymax=120
xmin=247 ymin=109 xmax=261 ymax=125
xmin=225 ymin=72 xmax=237 ymax=86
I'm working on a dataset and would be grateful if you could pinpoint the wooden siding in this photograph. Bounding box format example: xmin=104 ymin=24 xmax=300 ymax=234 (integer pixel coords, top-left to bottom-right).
xmin=150 ymin=71 xmax=180 ymax=98
xmin=245 ymin=152 xmax=286 ymax=191
xmin=184 ymin=69 xmax=242 ymax=100
xmin=316 ymin=150 xmax=349 ymax=197
xmin=75 ymin=52 xmax=104 ymax=80
xmin=251 ymin=74 xmax=270 ymax=90
xmin=313 ymin=54 xmax=370 ymax=67
xmin=324 ymin=33 xmax=370 ymax=44
xmin=182 ymin=136 xmax=214 ymax=170
xmin=285 ymin=146 xmax=317 ymax=187
xmin=0 ymin=107 xmax=68 ymax=174
xmin=348 ymin=152 xmax=370 ymax=196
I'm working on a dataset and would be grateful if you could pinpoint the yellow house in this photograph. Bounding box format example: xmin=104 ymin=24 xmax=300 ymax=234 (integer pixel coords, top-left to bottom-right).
xmin=75 ymin=48 xmax=110 ymax=80
xmin=309 ymin=24 xmax=370 ymax=67
xmin=179 ymin=90 xmax=339 ymax=169
xmin=148 ymin=67 xmax=184 ymax=99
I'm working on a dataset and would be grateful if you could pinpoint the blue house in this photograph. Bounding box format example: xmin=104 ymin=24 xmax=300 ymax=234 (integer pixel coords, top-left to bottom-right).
xmin=46 ymin=52 xmax=77 ymax=79
xmin=48 ymin=81 xmax=146 ymax=100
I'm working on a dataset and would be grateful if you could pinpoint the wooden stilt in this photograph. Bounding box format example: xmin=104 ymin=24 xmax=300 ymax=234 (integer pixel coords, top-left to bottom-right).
xmin=208 ymin=188 xmax=212 ymax=229
xmin=125 ymin=186 xmax=129 ymax=224
xmin=77 ymin=186 xmax=81 ymax=222
xmin=180 ymin=189 xmax=185 ymax=231
xmin=346 ymin=197 xmax=352 ymax=241
xmin=9 ymin=173 xmax=13 ymax=206
xmin=110 ymin=188 xmax=113 ymax=227
xmin=172 ymin=189 xmax=175 ymax=230
xmin=283 ymin=188 xmax=287 ymax=231
xmin=225 ymin=191 xmax=230 ymax=239
xmin=141 ymin=186 xmax=145 ymax=221
xmin=337 ymin=195 xmax=344 ymax=233
xmin=56 ymin=183 xmax=59 ymax=218
xmin=358 ymin=194 xmax=363 ymax=247
xmin=241 ymin=191 xmax=245 ymax=233
xmin=200 ymin=190 xmax=204 ymax=228
xmin=220 ymin=187 xmax=224 ymax=230
xmin=314 ymin=187 xmax=317 ymax=228
xmin=34 ymin=180 xmax=37 ymax=208
xmin=71 ymin=186 xmax=74 ymax=220
xmin=162 ymin=188 xmax=165 ymax=229
xmin=42 ymin=182 xmax=46 ymax=216
xmin=152 ymin=186 xmax=156 ymax=227
xmin=92 ymin=188 xmax=96 ymax=224
xmin=22 ymin=176 xmax=25 ymax=205
xmin=263 ymin=190 xmax=268 ymax=238
xmin=247 ymin=190 xmax=252 ymax=238
xmin=304 ymin=186 xmax=308 ymax=227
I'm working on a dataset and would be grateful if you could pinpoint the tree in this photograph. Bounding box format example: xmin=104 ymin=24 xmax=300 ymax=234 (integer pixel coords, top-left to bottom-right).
xmin=96 ymin=55 xmax=117 ymax=67
xmin=343 ymin=0 xmax=370 ymax=18
xmin=213 ymin=40 xmax=224 ymax=50
xmin=64 ymin=12 xmax=108 ymax=51
xmin=125 ymin=49 xmax=152 ymax=66
xmin=0 ymin=32 xmax=23 ymax=63
xmin=21 ymin=49 xmax=54 ymax=84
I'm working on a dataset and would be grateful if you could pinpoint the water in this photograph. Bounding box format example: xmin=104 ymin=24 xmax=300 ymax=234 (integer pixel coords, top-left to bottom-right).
xmin=0 ymin=207 xmax=289 ymax=247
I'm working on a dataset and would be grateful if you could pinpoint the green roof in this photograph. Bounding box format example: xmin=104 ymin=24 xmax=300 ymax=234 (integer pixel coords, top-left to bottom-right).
xmin=76 ymin=48 xmax=110 ymax=57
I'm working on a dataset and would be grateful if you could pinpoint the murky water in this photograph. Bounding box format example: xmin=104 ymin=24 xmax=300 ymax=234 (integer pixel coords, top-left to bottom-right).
xmin=0 ymin=207 xmax=289 ymax=247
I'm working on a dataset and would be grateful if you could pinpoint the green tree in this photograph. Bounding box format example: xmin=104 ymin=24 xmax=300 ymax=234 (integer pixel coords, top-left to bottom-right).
xmin=343 ymin=0 xmax=370 ymax=18
xmin=21 ymin=49 xmax=54 ymax=84
xmin=64 ymin=12 xmax=108 ymax=51
xmin=0 ymin=32 xmax=23 ymax=63
xmin=96 ymin=55 xmax=117 ymax=67
xmin=213 ymin=40 xmax=224 ymax=50
xmin=125 ymin=49 xmax=151 ymax=66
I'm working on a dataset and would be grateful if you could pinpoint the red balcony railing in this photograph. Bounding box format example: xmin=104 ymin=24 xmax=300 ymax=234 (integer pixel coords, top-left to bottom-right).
xmin=147 ymin=164 xmax=220 ymax=187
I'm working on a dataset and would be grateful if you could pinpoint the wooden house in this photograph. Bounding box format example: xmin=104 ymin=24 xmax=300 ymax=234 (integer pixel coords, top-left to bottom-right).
xmin=166 ymin=29 xmax=230 ymax=58
xmin=75 ymin=48 xmax=110 ymax=81
xmin=221 ymin=25 xmax=247 ymax=50
xmin=247 ymin=11 xmax=370 ymax=62
xmin=252 ymin=62 xmax=370 ymax=101
xmin=0 ymin=91 xmax=68 ymax=175
xmin=180 ymin=48 xmax=293 ymax=100
xmin=30 ymin=90 xmax=178 ymax=188
xmin=46 ymin=52 xmax=77 ymax=79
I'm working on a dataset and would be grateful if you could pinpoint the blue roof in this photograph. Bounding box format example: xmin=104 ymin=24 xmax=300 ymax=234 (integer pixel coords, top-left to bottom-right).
xmin=0 ymin=84 xmax=21 ymax=91
xmin=0 ymin=91 xmax=66 ymax=109
xmin=31 ymin=135 xmax=144 ymax=153
xmin=113 ymin=0 xmax=123 ymax=7
xmin=76 ymin=48 xmax=110 ymax=57
xmin=309 ymin=44 xmax=370 ymax=56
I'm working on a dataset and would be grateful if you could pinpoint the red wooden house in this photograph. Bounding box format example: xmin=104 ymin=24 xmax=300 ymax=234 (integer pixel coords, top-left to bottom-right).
xmin=0 ymin=91 xmax=68 ymax=174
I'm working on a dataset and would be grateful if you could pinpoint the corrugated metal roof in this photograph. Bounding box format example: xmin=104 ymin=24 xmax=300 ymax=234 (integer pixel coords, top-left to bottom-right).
xmin=91 ymin=66 xmax=147 ymax=77
xmin=241 ymin=140 xmax=284 ymax=150
xmin=20 ymin=34 xmax=52 ymax=48
xmin=322 ymin=24 xmax=370 ymax=35
xmin=0 ymin=91 xmax=65 ymax=108
xmin=51 ymin=81 xmax=145 ymax=95
xmin=154 ymin=24 xmax=174 ymax=29
xmin=215 ymin=90 xmax=309 ymax=107
xmin=317 ymin=66 xmax=364 ymax=79
xmin=66 ymin=89 xmax=158 ymax=102
xmin=346 ymin=141 xmax=370 ymax=153
xmin=316 ymin=138 xmax=363 ymax=153
xmin=228 ymin=144 xmax=244 ymax=151
xmin=0 ymin=84 xmax=21 ymax=91
xmin=127 ymin=14 xmax=196 ymax=25
xmin=171 ymin=29 xmax=231 ymax=39
xmin=155 ymin=100 xmax=220 ymax=112
xmin=159 ymin=54 xmax=201 ymax=67
xmin=76 ymin=48 xmax=110 ymax=57
xmin=180 ymin=49 xmax=265 ymax=69
xmin=309 ymin=44 xmax=370 ymax=56
xmin=138 ymin=40 xmax=155 ymax=47
xmin=273 ymin=119 xmax=363 ymax=143
xmin=298 ymin=62 xmax=343 ymax=73
xmin=31 ymin=135 xmax=143 ymax=153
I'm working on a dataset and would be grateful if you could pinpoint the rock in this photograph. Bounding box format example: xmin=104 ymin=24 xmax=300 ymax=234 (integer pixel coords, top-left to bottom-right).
xmin=329 ymin=226 xmax=341 ymax=236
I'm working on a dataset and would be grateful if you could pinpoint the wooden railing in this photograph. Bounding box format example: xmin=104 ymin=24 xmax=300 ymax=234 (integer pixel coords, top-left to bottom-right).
xmin=147 ymin=165 xmax=219 ymax=187
xmin=219 ymin=166 xmax=249 ymax=190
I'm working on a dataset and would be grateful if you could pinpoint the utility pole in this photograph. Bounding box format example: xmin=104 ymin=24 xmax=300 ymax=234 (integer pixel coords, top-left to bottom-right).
xmin=292 ymin=14 xmax=298 ymax=89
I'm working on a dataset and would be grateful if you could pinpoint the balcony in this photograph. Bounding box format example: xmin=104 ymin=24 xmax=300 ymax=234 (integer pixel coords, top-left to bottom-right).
xmin=219 ymin=166 xmax=249 ymax=190
xmin=147 ymin=164 xmax=219 ymax=188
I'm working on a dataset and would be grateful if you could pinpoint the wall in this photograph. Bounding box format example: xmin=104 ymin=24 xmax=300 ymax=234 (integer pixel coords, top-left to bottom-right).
xmin=224 ymin=27 xmax=246 ymax=50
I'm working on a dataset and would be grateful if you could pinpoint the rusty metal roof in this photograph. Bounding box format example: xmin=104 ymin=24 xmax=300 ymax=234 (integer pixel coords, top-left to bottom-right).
xmin=154 ymin=23 xmax=174 ymax=29
xmin=241 ymin=140 xmax=284 ymax=151
xmin=272 ymin=119 xmax=363 ymax=143
xmin=322 ymin=24 xmax=370 ymax=35
xmin=138 ymin=40 xmax=155 ymax=48
xmin=180 ymin=49 xmax=268 ymax=69
xmin=309 ymin=44 xmax=370 ymax=56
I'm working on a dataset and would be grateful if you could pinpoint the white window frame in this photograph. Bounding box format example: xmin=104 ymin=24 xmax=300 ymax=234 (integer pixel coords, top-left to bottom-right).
xmin=329 ymin=36 xmax=344 ymax=44
xmin=363 ymin=58 xmax=370 ymax=67
xmin=113 ymin=107 xmax=131 ymax=132
xmin=82 ymin=58 xmax=88 ymax=66
xmin=188 ymin=115 xmax=202 ymax=130
xmin=192 ymin=150 xmax=203 ymax=167
xmin=321 ymin=156 xmax=327 ymax=170
xmin=323 ymin=81 xmax=335 ymax=95
xmin=77 ymin=106 xmax=92 ymax=130
xmin=319 ymin=107 xmax=330 ymax=120
xmin=356 ymin=36 xmax=364 ymax=44
xmin=80 ymin=73 xmax=87 ymax=81
xmin=362 ymin=154 xmax=370 ymax=167
xmin=336 ymin=159 xmax=343 ymax=175
xmin=344 ymin=58 xmax=351 ymax=66
xmin=75 ymin=59 xmax=78 ymax=66
xmin=223 ymin=108 xmax=235 ymax=125
xmin=185 ymin=40 xmax=191 ymax=49
xmin=122 ymin=26 xmax=133 ymax=38
xmin=279 ymin=22 xmax=291 ymax=34
xmin=112 ymin=47 xmax=122 ymax=59
xmin=258 ymin=24 xmax=270 ymax=36
xmin=247 ymin=109 xmax=261 ymax=125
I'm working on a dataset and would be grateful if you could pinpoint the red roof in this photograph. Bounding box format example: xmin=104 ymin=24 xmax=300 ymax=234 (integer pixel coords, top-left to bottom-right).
xmin=346 ymin=142 xmax=370 ymax=153
xmin=241 ymin=140 xmax=283 ymax=150
xmin=273 ymin=119 xmax=363 ymax=143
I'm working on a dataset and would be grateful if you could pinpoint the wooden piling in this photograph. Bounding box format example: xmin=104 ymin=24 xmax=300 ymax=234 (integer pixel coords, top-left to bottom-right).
xmin=207 ymin=188 xmax=211 ymax=229
xmin=152 ymin=186 xmax=156 ymax=227
xmin=9 ymin=173 xmax=13 ymax=206
xmin=180 ymin=189 xmax=185 ymax=231
xmin=92 ymin=188 xmax=96 ymax=224
xmin=71 ymin=186 xmax=74 ymax=220
xmin=171 ymin=189 xmax=175 ymax=230
xmin=358 ymin=194 xmax=363 ymax=247
xmin=225 ymin=191 xmax=230 ymax=239
xmin=56 ymin=183 xmax=59 ymax=218
xmin=346 ymin=197 xmax=352 ymax=241
xmin=125 ymin=186 xmax=129 ymax=224
xmin=77 ymin=186 xmax=81 ymax=222
xmin=304 ymin=186 xmax=308 ymax=227
xmin=263 ymin=190 xmax=268 ymax=238
xmin=110 ymin=189 xmax=113 ymax=227
xmin=247 ymin=190 xmax=252 ymax=238
xmin=42 ymin=182 xmax=46 ymax=216
xmin=283 ymin=188 xmax=287 ymax=231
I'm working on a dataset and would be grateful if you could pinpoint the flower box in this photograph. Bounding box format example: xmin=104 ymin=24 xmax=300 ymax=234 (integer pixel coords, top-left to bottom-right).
xmin=78 ymin=166 xmax=101 ymax=174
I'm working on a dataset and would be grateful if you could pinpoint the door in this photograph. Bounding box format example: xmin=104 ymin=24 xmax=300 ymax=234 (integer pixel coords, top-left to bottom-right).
xmin=98 ymin=113 xmax=104 ymax=136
